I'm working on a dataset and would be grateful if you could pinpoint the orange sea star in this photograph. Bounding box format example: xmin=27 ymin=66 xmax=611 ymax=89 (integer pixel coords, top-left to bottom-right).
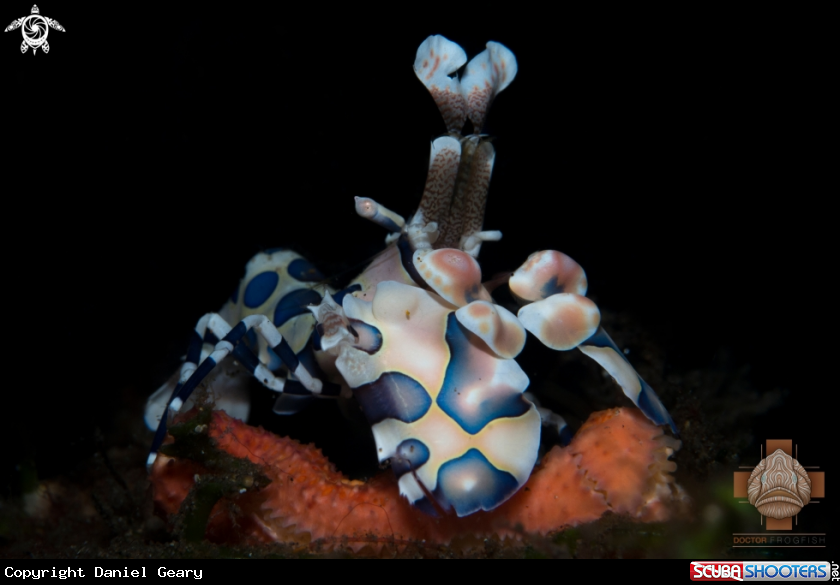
xmin=151 ymin=407 xmax=685 ymax=551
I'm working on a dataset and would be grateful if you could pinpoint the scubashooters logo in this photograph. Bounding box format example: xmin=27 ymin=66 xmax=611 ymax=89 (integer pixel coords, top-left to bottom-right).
xmin=690 ymin=561 xmax=831 ymax=581
xmin=4 ymin=5 xmax=65 ymax=54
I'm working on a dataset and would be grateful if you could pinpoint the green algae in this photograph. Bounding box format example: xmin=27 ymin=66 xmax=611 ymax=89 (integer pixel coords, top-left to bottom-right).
xmin=159 ymin=406 xmax=270 ymax=543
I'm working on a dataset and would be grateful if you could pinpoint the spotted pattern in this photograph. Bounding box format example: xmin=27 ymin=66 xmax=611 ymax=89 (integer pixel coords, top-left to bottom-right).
xmin=510 ymin=250 xmax=588 ymax=302
xmin=391 ymin=438 xmax=431 ymax=479
xmin=517 ymin=292 xmax=600 ymax=351
xmin=354 ymin=372 xmax=433 ymax=426
xmin=348 ymin=319 xmax=383 ymax=354
xmin=429 ymin=86 xmax=467 ymax=135
xmin=460 ymin=42 xmax=518 ymax=133
xmin=243 ymin=271 xmax=279 ymax=308
xmin=409 ymin=496 xmax=440 ymax=518
xmin=413 ymin=36 xmax=468 ymax=134
xmin=437 ymin=314 xmax=531 ymax=434
xmin=540 ymin=275 xmax=565 ymax=297
xmin=287 ymin=258 xmax=325 ymax=282
xmin=464 ymin=87 xmax=493 ymax=134
xmin=273 ymin=288 xmax=322 ymax=327
xmin=436 ymin=139 xmax=477 ymax=249
xmin=415 ymin=137 xmax=461 ymax=230
xmin=413 ymin=248 xmax=490 ymax=307
xmin=332 ymin=284 xmax=362 ymax=306
xmin=432 ymin=448 xmax=520 ymax=516
xmin=340 ymin=283 xmax=539 ymax=515
xmin=148 ymin=34 xmax=679 ymax=523
xmin=459 ymin=141 xmax=495 ymax=244
xmin=454 ymin=300 xmax=526 ymax=359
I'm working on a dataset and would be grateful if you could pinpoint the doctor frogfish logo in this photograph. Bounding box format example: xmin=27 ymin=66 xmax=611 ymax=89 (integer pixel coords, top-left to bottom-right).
xmin=4 ymin=5 xmax=65 ymax=55
xmin=733 ymin=438 xmax=825 ymax=537
xmin=748 ymin=448 xmax=812 ymax=519
xmin=690 ymin=561 xmax=831 ymax=581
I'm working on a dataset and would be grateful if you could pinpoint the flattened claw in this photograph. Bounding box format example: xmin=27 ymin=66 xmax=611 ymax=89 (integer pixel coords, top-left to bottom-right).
xmin=511 ymin=251 xmax=676 ymax=433
xmin=455 ymin=300 xmax=526 ymax=359
xmin=414 ymin=35 xmax=468 ymax=133
xmin=517 ymin=293 xmax=600 ymax=351
xmin=578 ymin=327 xmax=678 ymax=434
xmin=510 ymin=250 xmax=588 ymax=303
xmin=413 ymin=248 xmax=491 ymax=307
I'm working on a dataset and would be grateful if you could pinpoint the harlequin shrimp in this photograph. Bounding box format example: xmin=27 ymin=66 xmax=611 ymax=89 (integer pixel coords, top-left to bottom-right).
xmin=146 ymin=34 xmax=677 ymax=519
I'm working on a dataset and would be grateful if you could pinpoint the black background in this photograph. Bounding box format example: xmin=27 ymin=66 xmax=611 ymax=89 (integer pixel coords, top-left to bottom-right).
xmin=1 ymin=2 xmax=831 ymax=543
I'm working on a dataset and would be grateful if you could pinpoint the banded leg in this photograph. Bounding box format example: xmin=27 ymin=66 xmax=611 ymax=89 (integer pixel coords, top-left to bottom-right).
xmin=249 ymin=284 xmax=362 ymax=416
xmin=271 ymin=344 xmax=344 ymax=415
xmin=577 ymin=327 xmax=676 ymax=433
xmin=511 ymin=250 xmax=677 ymax=434
xmin=146 ymin=313 xmax=323 ymax=469
xmin=143 ymin=345 xmax=252 ymax=431
xmin=147 ymin=313 xmax=284 ymax=467
xmin=144 ymin=313 xmax=250 ymax=431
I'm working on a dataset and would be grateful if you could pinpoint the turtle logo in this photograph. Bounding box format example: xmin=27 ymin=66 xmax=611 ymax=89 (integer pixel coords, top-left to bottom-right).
xmin=4 ymin=5 xmax=64 ymax=55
